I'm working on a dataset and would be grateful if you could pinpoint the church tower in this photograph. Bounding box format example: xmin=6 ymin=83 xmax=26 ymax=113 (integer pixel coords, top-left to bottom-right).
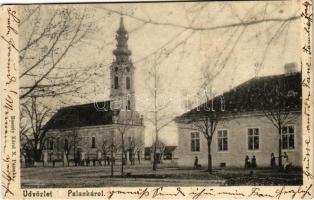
xmin=110 ymin=16 xmax=135 ymax=111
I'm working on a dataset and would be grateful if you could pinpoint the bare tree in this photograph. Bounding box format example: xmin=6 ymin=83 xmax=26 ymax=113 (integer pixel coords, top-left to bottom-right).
xmin=20 ymin=135 xmax=33 ymax=167
xmin=62 ymin=128 xmax=81 ymax=166
xmin=184 ymin=96 xmax=224 ymax=172
xmin=96 ymin=3 xmax=299 ymax=75
xmin=96 ymin=139 xmax=111 ymax=166
xmin=128 ymin=137 xmax=144 ymax=165
xmin=255 ymin=73 xmax=301 ymax=169
xmin=150 ymin=140 xmax=166 ymax=164
xmin=19 ymin=6 xmax=97 ymax=99
xmin=192 ymin=111 xmax=222 ymax=173
xmin=108 ymin=131 xmax=122 ymax=177
xmin=114 ymin=110 xmax=141 ymax=176
xmin=20 ymin=97 xmax=51 ymax=162
xmin=142 ymin=53 xmax=176 ymax=171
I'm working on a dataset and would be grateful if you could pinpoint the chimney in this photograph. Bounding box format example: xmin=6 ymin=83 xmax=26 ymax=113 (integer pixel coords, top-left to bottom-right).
xmin=284 ymin=63 xmax=298 ymax=74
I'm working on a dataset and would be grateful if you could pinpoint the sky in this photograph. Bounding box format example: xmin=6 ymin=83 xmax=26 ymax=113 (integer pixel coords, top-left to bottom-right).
xmin=19 ymin=1 xmax=302 ymax=146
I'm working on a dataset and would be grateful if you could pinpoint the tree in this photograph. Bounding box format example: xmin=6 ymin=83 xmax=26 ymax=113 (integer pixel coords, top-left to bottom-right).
xmin=63 ymin=128 xmax=81 ymax=166
xmin=19 ymin=6 xmax=97 ymax=99
xmin=128 ymin=138 xmax=144 ymax=165
xmin=150 ymin=140 xmax=166 ymax=164
xmin=20 ymin=97 xmax=51 ymax=162
xmin=114 ymin=110 xmax=141 ymax=176
xmin=255 ymin=74 xmax=301 ymax=169
xmin=97 ymin=139 xmax=111 ymax=166
xmin=143 ymin=53 xmax=175 ymax=171
xmin=20 ymin=136 xmax=34 ymax=167
xmin=109 ymin=134 xmax=120 ymax=177
xmin=189 ymin=102 xmax=224 ymax=173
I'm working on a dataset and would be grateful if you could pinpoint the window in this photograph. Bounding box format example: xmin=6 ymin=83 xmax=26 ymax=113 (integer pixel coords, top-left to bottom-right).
xmin=91 ymin=137 xmax=96 ymax=148
xmin=164 ymin=152 xmax=172 ymax=160
xmin=127 ymin=99 xmax=131 ymax=110
xmin=114 ymin=76 xmax=119 ymax=89
xmin=49 ymin=140 xmax=54 ymax=150
xmin=128 ymin=137 xmax=132 ymax=145
xmin=191 ymin=132 xmax=200 ymax=152
xmin=282 ymin=125 xmax=295 ymax=150
xmin=64 ymin=139 xmax=68 ymax=150
xmin=56 ymin=138 xmax=60 ymax=150
xmin=218 ymin=130 xmax=228 ymax=151
xmin=126 ymin=77 xmax=130 ymax=89
xmin=248 ymin=128 xmax=259 ymax=150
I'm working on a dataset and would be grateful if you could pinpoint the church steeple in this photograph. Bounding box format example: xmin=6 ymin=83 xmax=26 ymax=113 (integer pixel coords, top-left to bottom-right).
xmin=113 ymin=16 xmax=131 ymax=63
xmin=110 ymin=16 xmax=135 ymax=111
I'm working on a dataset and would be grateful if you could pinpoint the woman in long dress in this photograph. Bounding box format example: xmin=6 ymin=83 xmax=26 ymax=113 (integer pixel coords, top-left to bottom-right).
xmin=283 ymin=152 xmax=289 ymax=170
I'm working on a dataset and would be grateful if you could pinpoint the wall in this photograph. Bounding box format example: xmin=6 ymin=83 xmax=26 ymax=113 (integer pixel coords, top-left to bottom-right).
xmin=44 ymin=123 xmax=145 ymax=162
xmin=176 ymin=112 xmax=302 ymax=168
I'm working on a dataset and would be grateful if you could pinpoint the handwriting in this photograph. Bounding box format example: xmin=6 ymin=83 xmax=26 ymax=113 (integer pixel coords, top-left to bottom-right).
xmin=301 ymin=1 xmax=312 ymax=55
xmin=190 ymin=188 xmax=214 ymax=199
xmin=104 ymin=185 xmax=312 ymax=199
xmin=2 ymin=156 xmax=14 ymax=196
xmin=6 ymin=8 xmax=20 ymax=35
xmin=1 ymin=6 xmax=19 ymax=198
xmin=151 ymin=187 xmax=185 ymax=198
xmin=301 ymin=0 xmax=313 ymax=185
xmin=107 ymin=188 xmax=149 ymax=199
xmin=275 ymin=185 xmax=312 ymax=199
xmin=249 ymin=188 xmax=274 ymax=198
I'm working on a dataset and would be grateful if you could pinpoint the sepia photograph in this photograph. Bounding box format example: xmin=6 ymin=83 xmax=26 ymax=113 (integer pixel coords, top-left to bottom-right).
xmin=1 ymin=0 xmax=312 ymax=198
xmin=18 ymin=1 xmax=303 ymax=188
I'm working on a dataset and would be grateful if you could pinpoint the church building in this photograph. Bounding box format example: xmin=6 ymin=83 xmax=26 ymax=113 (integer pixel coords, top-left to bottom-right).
xmin=42 ymin=17 xmax=144 ymax=166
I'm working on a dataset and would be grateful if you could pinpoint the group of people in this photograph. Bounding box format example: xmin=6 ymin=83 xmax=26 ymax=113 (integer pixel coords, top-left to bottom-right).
xmin=73 ymin=156 xmax=115 ymax=167
xmin=271 ymin=152 xmax=291 ymax=170
xmin=244 ymin=155 xmax=257 ymax=169
xmin=193 ymin=153 xmax=292 ymax=170
xmin=246 ymin=152 xmax=291 ymax=170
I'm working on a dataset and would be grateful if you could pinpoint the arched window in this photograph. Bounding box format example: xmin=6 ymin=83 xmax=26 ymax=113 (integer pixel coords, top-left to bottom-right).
xmin=56 ymin=138 xmax=60 ymax=151
xmin=91 ymin=137 xmax=96 ymax=148
xmin=127 ymin=99 xmax=131 ymax=110
xmin=49 ymin=140 xmax=54 ymax=150
xmin=64 ymin=139 xmax=69 ymax=150
xmin=114 ymin=76 xmax=119 ymax=89
xmin=126 ymin=77 xmax=130 ymax=89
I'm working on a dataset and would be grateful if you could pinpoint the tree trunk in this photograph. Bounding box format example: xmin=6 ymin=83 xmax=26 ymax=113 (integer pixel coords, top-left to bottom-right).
xmin=278 ymin=137 xmax=282 ymax=169
xmin=110 ymin=144 xmax=114 ymax=177
xmin=121 ymin=135 xmax=124 ymax=177
xmin=67 ymin=154 xmax=70 ymax=167
xmin=33 ymin=149 xmax=42 ymax=162
xmin=152 ymin=142 xmax=157 ymax=171
xmin=207 ymin=141 xmax=212 ymax=173
xmin=152 ymin=130 xmax=159 ymax=171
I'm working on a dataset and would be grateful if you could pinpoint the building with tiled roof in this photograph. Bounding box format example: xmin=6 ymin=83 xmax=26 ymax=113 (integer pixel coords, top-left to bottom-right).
xmin=175 ymin=69 xmax=302 ymax=168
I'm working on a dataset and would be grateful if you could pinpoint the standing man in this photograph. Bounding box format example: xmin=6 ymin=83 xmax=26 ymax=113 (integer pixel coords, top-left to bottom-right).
xmin=270 ymin=153 xmax=276 ymax=168
xmin=245 ymin=155 xmax=250 ymax=169
xmin=194 ymin=156 xmax=199 ymax=169
xmin=251 ymin=155 xmax=257 ymax=168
